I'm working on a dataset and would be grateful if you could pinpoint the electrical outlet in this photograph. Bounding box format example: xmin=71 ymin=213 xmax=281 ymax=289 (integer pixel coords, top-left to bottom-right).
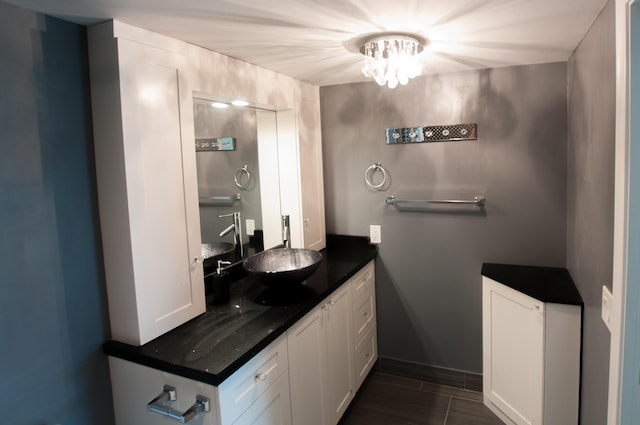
xmin=602 ymin=285 xmax=613 ymax=332
xmin=369 ymin=225 xmax=381 ymax=244
xmin=246 ymin=219 xmax=255 ymax=236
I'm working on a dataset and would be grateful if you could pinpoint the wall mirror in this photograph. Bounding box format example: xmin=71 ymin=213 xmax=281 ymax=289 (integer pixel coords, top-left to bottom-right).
xmin=193 ymin=95 xmax=282 ymax=266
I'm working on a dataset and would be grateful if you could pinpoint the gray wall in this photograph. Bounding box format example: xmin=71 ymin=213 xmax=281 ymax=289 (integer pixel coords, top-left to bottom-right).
xmin=0 ymin=1 xmax=114 ymax=424
xmin=567 ymin=0 xmax=615 ymax=423
xmin=320 ymin=62 xmax=568 ymax=372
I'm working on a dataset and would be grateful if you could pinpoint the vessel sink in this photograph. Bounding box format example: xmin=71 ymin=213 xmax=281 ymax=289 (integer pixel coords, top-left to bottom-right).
xmin=201 ymin=242 xmax=235 ymax=264
xmin=243 ymin=248 xmax=322 ymax=287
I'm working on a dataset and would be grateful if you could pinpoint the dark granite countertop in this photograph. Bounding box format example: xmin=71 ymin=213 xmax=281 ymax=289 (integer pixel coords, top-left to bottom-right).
xmin=481 ymin=263 xmax=583 ymax=305
xmin=103 ymin=235 xmax=377 ymax=386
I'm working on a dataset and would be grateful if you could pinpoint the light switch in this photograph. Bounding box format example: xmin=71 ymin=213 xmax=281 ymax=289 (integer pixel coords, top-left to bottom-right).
xmin=369 ymin=225 xmax=381 ymax=244
xmin=246 ymin=219 xmax=255 ymax=236
xmin=602 ymin=285 xmax=613 ymax=332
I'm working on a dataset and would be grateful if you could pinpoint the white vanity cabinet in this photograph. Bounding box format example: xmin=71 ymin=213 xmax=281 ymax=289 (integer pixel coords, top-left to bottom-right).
xmin=288 ymin=260 xmax=377 ymax=425
xmin=482 ymin=274 xmax=581 ymax=425
xmin=87 ymin=21 xmax=204 ymax=346
xmin=287 ymin=283 xmax=353 ymax=425
xmin=108 ymin=335 xmax=290 ymax=425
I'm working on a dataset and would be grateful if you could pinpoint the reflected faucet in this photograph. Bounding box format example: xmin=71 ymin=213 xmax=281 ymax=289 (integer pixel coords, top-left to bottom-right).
xmin=282 ymin=215 xmax=290 ymax=248
xmin=219 ymin=212 xmax=243 ymax=258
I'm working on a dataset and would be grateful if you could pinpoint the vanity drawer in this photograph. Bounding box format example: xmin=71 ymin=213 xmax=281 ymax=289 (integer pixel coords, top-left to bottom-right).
xmin=354 ymin=327 xmax=377 ymax=390
xmin=351 ymin=261 xmax=375 ymax=304
xmin=353 ymin=291 xmax=375 ymax=346
xmin=218 ymin=334 xmax=288 ymax=425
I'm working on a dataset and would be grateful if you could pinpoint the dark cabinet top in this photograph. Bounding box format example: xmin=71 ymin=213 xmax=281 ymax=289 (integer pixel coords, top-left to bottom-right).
xmin=481 ymin=263 xmax=583 ymax=306
xmin=104 ymin=235 xmax=377 ymax=386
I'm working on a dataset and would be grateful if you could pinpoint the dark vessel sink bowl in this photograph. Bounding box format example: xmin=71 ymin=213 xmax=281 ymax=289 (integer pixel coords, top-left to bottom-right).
xmin=243 ymin=248 xmax=322 ymax=287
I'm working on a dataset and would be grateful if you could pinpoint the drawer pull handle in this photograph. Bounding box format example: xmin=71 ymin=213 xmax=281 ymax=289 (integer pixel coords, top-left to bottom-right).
xmin=255 ymin=372 xmax=268 ymax=382
xmin=147 ymin=385 xmax=210 ymax=423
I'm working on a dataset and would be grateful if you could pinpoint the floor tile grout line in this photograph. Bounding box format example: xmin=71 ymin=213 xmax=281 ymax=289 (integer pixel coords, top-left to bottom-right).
xmin=443 ymin=395 xmax=453 ymax=425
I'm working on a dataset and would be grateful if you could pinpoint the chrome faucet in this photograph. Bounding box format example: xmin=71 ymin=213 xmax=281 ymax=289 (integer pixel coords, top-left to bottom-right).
xmin=282 ymin=214 xmax=290 ymax=248
xmin=219 ymin=212 xmax=243 ymax=258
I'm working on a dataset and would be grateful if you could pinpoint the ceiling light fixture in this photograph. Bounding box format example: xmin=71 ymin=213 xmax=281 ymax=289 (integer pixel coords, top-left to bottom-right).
xmin=360 ymin=35 xmax=424 ymax=89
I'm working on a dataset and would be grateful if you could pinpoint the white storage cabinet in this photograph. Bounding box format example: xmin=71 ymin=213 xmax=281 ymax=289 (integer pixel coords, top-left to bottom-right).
xmin=88 ymin=22 xmax=204 ymax=346
xmin=482 ymin=275 xmax=581 ymax=425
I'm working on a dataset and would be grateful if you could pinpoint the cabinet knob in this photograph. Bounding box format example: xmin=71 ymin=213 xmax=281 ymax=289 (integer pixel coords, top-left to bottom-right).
xmin=255 ymin=372 xmax=267 ymax=382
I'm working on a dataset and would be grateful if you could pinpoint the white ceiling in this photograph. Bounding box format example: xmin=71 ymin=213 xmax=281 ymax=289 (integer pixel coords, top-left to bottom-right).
xmin=5 ymin=0 xmax=608 ymax=86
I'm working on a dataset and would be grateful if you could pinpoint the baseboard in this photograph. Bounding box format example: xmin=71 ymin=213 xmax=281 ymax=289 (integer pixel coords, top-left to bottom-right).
xmin=375 ymin=356 xmax=483 ymax=392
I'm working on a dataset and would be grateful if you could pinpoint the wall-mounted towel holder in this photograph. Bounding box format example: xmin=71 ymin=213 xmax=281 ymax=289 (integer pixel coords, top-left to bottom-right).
xmin=364 ymin=162 xmax=388 ymax=190
xmin=385 ymin=195 xmax=486 ymax=207
xmin=234 ymin=165 xmax=251 ymax=190
xmin=199 ymin=194 xmax=241 ymax=206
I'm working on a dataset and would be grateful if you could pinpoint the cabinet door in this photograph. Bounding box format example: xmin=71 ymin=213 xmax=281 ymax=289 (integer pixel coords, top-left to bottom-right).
xmin=287 ymin=307 xmax=326 ymax=425
xmin=232 ymin=372 xmax=292 ymax=425
xmin=324 ymin=284 xmax=354 ymax=424
xmin=482 ymin=278 xmax=544 ymax=425
xmin=89 ymin=31 xmax=204 ymax=345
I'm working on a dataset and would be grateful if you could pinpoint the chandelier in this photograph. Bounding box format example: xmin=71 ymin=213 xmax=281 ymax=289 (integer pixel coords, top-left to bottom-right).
xmin=360 ymin=35 xmax=424 ymax=89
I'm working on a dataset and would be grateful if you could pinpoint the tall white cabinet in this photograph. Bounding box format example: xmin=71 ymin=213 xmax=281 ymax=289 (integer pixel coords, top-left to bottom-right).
xmin=482 ymin=264 xmax=582 ymax=425
xmin=88 ymin=22 xmax=204 ymax=346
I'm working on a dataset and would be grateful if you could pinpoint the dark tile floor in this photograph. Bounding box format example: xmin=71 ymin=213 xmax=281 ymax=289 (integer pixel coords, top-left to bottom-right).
xmin=339 ymin=372 xmax=504 ymax=425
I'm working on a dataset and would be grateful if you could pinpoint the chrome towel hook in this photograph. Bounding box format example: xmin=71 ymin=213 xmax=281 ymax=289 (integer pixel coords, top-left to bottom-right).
xmin=364 ymin=162 xmax=388 ymax=190
xmin=234 ymin=165 xmax=251 ymax=190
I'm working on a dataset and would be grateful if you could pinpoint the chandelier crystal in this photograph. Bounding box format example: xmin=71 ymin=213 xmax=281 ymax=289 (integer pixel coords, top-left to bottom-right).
xmin=361 ymin=35 xmax=423 ymax=89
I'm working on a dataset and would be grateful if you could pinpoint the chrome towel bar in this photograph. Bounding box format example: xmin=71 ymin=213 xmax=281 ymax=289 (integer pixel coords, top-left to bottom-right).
xmin=199 ymin=193 xmax=241 ymax=206
xmin=385 ymin=195 xmax=486 ymax=207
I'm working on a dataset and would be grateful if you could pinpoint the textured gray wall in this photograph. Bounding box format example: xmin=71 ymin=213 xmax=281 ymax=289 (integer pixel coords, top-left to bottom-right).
xmin=320 ymin=62 xmax=568 ymax=372
xmin=567 ymin=0 xmax=615 ymax=423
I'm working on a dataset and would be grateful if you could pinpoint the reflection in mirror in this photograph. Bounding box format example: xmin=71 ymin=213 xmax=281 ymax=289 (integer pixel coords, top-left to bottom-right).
xmin=193 ymin=97 xmax=267 ymax=265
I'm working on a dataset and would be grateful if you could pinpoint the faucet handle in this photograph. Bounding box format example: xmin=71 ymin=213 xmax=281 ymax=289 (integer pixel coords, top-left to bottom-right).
xmin=219 ymin=211 xmax=240 ymax=219
xmin=216 ymin=260 xmax=232 ymax=274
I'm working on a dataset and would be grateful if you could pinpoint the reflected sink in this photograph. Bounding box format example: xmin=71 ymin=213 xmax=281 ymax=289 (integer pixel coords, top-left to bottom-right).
xmin=201 ymin=242 xmax=235 ymax=267
xmin=243 ymin=248 xmax=322 ymax=287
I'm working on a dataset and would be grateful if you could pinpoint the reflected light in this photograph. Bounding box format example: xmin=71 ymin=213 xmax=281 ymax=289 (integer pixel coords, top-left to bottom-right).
xmin=211 ymin=102 xmax=229 ymax=108
xmin=139 ymin=85 xmax=159 ymax=103
xmin=232 ymin=100 xmax=249 ymax=106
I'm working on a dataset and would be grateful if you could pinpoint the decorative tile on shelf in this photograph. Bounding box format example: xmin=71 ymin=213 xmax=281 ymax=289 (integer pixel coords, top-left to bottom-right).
xmin=386 ymin=123 xmax=477 ymax=144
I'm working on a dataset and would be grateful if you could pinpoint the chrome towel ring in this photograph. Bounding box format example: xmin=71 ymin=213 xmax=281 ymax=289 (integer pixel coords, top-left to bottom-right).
xmin=364 ymin=162 xmax=388 ymax=190
xmin=234 ymin=165 xmax=251 ymax=190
